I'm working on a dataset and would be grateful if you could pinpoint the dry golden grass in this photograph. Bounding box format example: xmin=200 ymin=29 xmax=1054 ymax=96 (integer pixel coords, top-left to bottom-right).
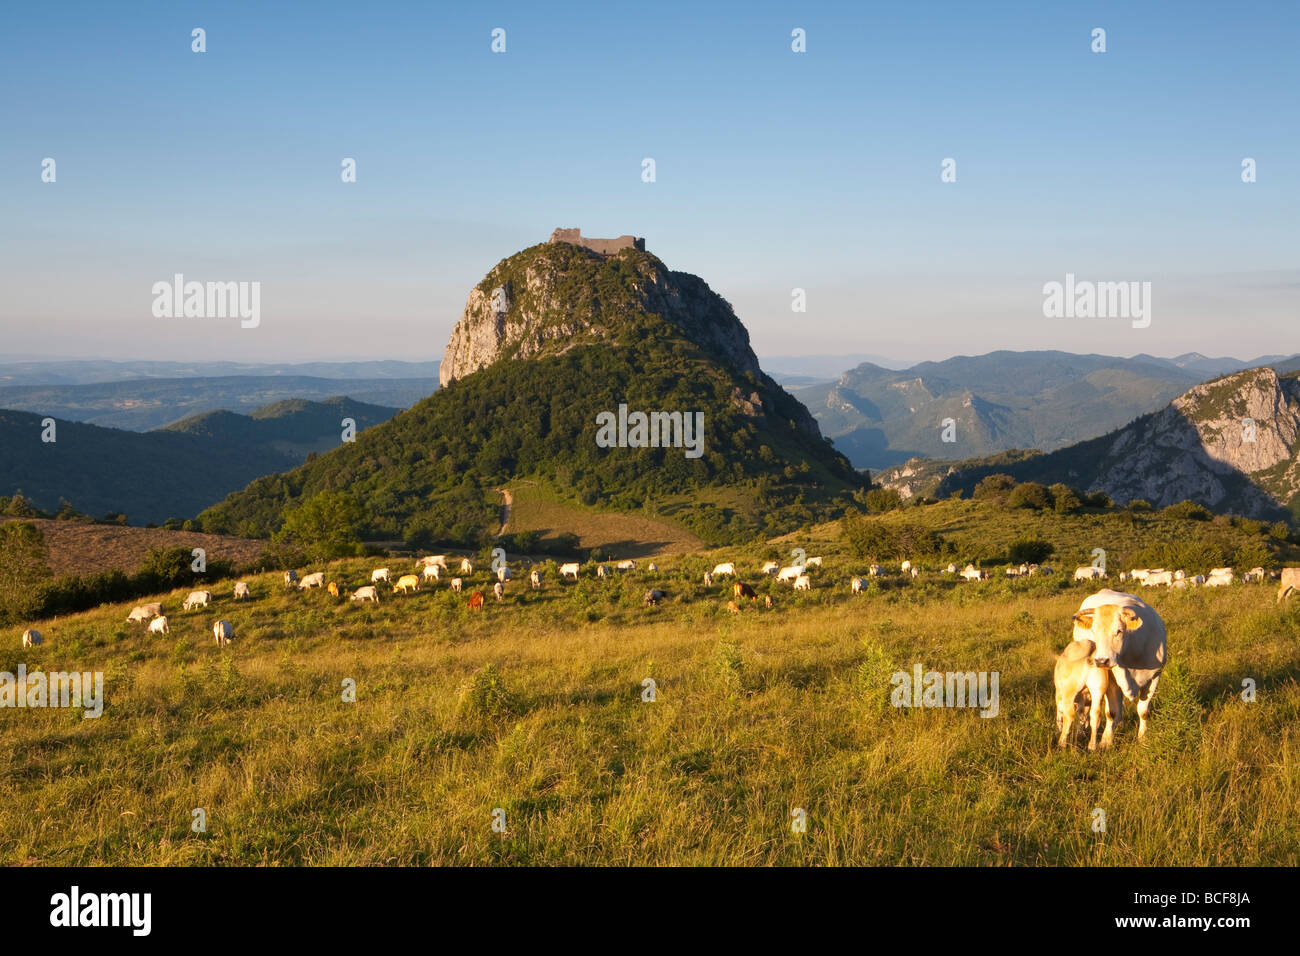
xmin=2 ymin=553 xmax=1297 ymax=866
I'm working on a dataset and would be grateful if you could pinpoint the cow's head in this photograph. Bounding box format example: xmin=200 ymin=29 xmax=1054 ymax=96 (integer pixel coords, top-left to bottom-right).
xmin=1072 ymin=604 xmax=1143 ymax=668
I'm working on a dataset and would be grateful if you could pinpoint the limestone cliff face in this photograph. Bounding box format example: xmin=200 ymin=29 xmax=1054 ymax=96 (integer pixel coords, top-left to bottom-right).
xmin=439 ymin=240 xmax=822 ymax=437
xmin=903 ymin=366 xmax=1300 ymax=518
xmin=1091 ymin=367 xmax=1300 ymax=513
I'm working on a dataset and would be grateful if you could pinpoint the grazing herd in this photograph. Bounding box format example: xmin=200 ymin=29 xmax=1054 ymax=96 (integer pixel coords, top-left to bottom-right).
xmin=13 ymin=543 xmax=1299 ymax=758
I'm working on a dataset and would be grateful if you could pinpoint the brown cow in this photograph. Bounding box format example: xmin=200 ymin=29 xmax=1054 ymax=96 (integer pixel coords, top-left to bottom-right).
xmin=734 ymin=582 xmax=757 ymax=602
xmin=327 ymin=581 xmax=340 ymax=597
xmin=467 ymin=591 xmax=485 ymax=611
xmin=727 ymin=600 xmax=740 ymax=614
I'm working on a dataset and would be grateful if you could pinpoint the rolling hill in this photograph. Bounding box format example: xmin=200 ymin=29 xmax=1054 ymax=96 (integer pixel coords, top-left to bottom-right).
xmin=0 ymin=397 xmax=400 ymax=524
xmin=200 ymin=237 xmax=865 ymax=548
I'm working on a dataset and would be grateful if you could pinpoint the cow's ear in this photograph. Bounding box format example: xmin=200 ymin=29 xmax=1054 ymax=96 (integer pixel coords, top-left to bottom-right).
xmin=1072 ymin=610 xmax=1094 ymax=628
xmin=1120 ymin=607 xmax=1143 ymax=630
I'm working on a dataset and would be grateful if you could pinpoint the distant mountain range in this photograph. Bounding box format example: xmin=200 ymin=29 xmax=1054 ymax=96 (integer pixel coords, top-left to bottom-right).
xmin=788 ymin=350 xmax=1300 ymax=470
xmin=879 ymin=366 xmax=1300 ymax=521
xmin=0 ymin=397 xmax=400 ymax=524
xmin=0 ymin=359 xmax=438 ymax=386
xmin=0 ymin=374 xmax=433 ymax=431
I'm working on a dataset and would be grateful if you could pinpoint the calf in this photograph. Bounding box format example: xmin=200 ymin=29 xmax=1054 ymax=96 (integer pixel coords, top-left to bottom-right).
xmin=213 ymin=620 xmax=234 ymax=646
xmin=530 ymin=570 xmax=542 ymax=590
xmin=450 ymin=577 xmax=463 ymax=593
xmin=493 ymin=581 xmax=505 ymax=602
xmin=233 ymin=581 xmax=252 ymax=601
xmin=149 ymin=615 xmax=170 ymax=635
xmin=1053 ymin=639 xmax=1117 ymax=751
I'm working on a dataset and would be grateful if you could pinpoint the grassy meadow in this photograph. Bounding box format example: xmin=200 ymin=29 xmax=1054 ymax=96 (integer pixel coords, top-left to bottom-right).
xmin=3 ymin=535 xmax=1298 ymax=866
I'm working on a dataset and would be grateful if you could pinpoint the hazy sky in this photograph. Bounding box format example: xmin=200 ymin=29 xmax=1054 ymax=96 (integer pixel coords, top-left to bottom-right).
xmin=2 ymin=0 xmax=1296 ymax=366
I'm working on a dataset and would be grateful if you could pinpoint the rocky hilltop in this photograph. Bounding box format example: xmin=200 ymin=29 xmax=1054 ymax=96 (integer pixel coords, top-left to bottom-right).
xmin=439 ymin=233 xmax=819 ymax=437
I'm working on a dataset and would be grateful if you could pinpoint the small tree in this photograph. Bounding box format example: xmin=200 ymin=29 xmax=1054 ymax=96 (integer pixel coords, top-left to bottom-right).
xmin=272 ymin=491 xmax=367 ymax=563
xmin=0 ymin=521 xmax=50 ymax=623
xmin=1008 ymin=538 xmax=1054 ymax=565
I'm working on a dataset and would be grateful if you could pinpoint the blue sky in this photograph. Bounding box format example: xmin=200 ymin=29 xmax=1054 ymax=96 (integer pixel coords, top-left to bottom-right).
xmin=2 ymin=0 xmax=1296 ymax=364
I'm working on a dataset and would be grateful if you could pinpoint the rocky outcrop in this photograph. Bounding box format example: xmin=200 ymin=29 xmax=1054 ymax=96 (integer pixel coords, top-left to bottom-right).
xmin=439 ymin=238 xmax=820 ymax=436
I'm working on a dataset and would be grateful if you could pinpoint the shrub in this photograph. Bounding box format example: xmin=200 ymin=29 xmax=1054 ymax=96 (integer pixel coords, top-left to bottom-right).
xmin=1050 ymin=483 xmax=1082 ymax=514
xmin=1008 ymin=538 xmax=1053 ymax=565
xmin=458 ymin=664 xmax=521 ymax=720
xmin=1007 ymin=482 xmax=1051 ymax=510
xmin=972 ymin=474 xmax=1017 ymax=502
xmin=1162 ymin=500 xmax=1211 ymax=522
xmin=863 ymin=487 xmax=903 ymax=513
xmin=1127 ymin=498 xmax=1152 ymax=512
xmin=1083 ymin=490 xmax=1113 ymax=508
xmin=1269 ymin=521 xmax=1292 ymax=542
xmin=1233 ymin=542 xmax=1275 ymax=571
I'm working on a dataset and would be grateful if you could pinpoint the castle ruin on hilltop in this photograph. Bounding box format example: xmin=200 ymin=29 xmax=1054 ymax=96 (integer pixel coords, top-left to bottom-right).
xmin=549 ymin=227 xmax=645 ymax=256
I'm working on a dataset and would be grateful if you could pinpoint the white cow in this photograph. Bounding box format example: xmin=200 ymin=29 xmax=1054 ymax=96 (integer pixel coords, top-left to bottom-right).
xmin=127 ymin=603 xmax=164 ymax=623
xmin=213 ymin=620 xmax=234 ymax=646
xmin=1071 ymin=589 xmax=1167 ymax=745
xmin=298 ymin=572 xmax=326 ymax=590
xmin=1127 ymin=569 xmax=1151 ymax=584
xmin=283 ymin=570 xmax=299 ymax=587
xmin=496 ymin=566 xmax=511 ymax=583
xmin=868 ymin=565 xmax=885 ymax=577
xmin=183 ymin=590 xmax=212 ymax=610
xmin=712 ymin=563 xmax=736 ymax=577
xmin=421 ymin=564 xmax=441 ymax=582
xmin=616 ymin=559 xmax=637 ymax=572
xmin=450 ymin=577 xmax=463 ymax=592
xmin=793 ymin=574 xmax=811 ymax=591
xmin=493 ymin=581 xmax=505 ymax=602
xmin=648 ymin=563 xmax=658 ymax=573
xmin=233 ymin=581 xmax=252 ymax=601
xmin=351 ymin=585 xmax=380 ymax=603
xmin=149 ymin=615 xmax=170 ymax=635
xmin=960 ymin=566 xmax=987 ymax=582
xmin=560 ymin=562 xmax=581 ymax=581
xmin=851 ymin=576 xmax=867 ymax=594
xmin=761 ymin=561 xmax=779 ymax=576
xmin=1074 ymin=566 xmax=1106 ymax=582
xmin=702 ymin=571 xmax=714 ymax=586
xmin=776 ymin=566 xmax=802 ymax=583
xmin=371 ymin=568 xmax=391 ymax=585
xmin=944 ymin=564 xmax=957 ymax=574
xmin=1205 ymin=568 xmax=1234 ymax=587
xmin=421 ymin=555 xmax=448 ymax=569
xmin=22 ymin=628 xmax=41 ymax=647
xmin=804 ymin=557 xmax=823 ymax=569
xmin=459 ymin=558 xmax=474 ymax=574
xmin=597 ymin=565 xmax=609 ymax=579
xmin=1244 ymin=567 xmax=1266 ymax=583
xmin=1144 ymin=570 xmax=1174 ymax=587
xmin=530 ymin=570 xmax=542 ymax=590
xmin=909 ymin=567 xmax=920 ymax=579
xmin=900 ymin=560 xmax=912 ymax=573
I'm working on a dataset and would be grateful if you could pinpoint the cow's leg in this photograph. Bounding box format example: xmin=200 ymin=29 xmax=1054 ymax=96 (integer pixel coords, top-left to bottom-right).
xmin=1100 ymin=680 xmax=1122 ymax=749
xmin=1086 ymin=678 xmax=1107 ymax=751
xmin=1056 ymin=693 xmax=1074 ymax=749
xmin=1136 ymin=673 xmax=1160 ymax=738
